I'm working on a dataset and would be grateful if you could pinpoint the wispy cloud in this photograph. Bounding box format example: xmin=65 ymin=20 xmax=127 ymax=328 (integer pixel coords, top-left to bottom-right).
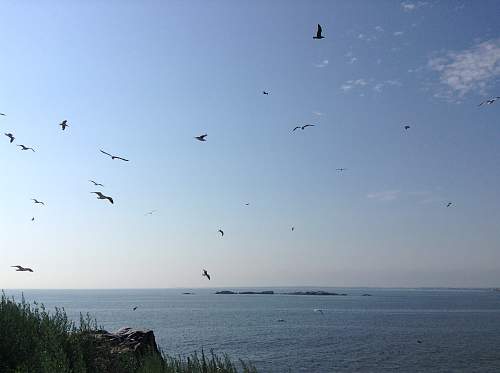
xmin=367 ymin=190 xmax=401 ymax=202
xmin=341 ymin=78 xmax=402 ymax=93
xmin=428 ymin=38 xmax=500 ymax=100
xmin=315 ymin=59 xmax=329 ymax=68
xmin=375 ymin=26 xmax=384 ymax=33
xmin=393 ymin=31 xmax=404 ymax=37
xmin=345 ymin=52 xmax=358 ymax=64
xmin=401 ymin=1 xmax=428 ymax=12
xmin=312 ymin=111 xmax=324 ymax=116
xmin=358 ymin=33 xmax=377 ymax=42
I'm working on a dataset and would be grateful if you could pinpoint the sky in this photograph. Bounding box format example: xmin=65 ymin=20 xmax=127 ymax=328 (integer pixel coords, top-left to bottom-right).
xmin=1 ymin=0 xmax=500 ymax=289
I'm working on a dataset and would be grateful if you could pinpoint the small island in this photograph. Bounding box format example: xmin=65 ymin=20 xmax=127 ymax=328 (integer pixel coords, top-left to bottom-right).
xmin=284 ymin=291 xmax=347 ymax=296
xmin=215 ymin=290 xmax=347 ymax=296
xmin=215 ymin=290 xmax=274 ymax=295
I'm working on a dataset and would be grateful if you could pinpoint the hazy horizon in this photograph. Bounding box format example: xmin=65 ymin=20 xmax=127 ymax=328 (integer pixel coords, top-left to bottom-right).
xmin=2 ymin=0 xmax=500 ymax=289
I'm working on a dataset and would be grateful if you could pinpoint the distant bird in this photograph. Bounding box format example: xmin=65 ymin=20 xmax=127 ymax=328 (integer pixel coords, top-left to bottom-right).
xmin=244 ymin=202 xmax=250 ymax=206
xmin=59 ymin=120 xmax=69 ymax=130
xmin=11 ymin=265 xmax=33 ymax=272
xmin=91 ymin=191 xmax=114 ymax=204
xmin=31 ymin=217 xmax=35 ymax=222
xmin=0 ymin=113 xmax=6 ymax=116
xmin=291 ymin=226 xmax=295 ymax=232
xmin=100 ymin=149 xmax=129 ymax=162
xmin=314 ymin=309 xmax=324 ymax=315
xmin=262 ymin=91 xmax=269 ymax=95
xmin=218 ymin=229 xmax=224 ymax=237
xmin=277 ymin=319 xmax=286 ymax=322
xmin=31 ymin=199 xmax=45 ymax=205
xmin=17 ymin=145 xmax=35 ymax=152
xmin=145 ymin=210 xmax=157 ymax=216
xmin=446 ymin=202 xmax=452 ymax=208
xmin=133 ymin=306 xmax=138 ymax=311
xmin=202 ymin=269 xmax=211 ymax=280
xmin=417 ymin=340 xmax=422 ymax=344
xmin=404 ymin=125 xmax=411 ymax=130
xmin=292 ymin=126 xmax=301 ymax=132
xmin=89 ymin=180 xmax=104 ymax=187
xmin=313 ymin=24 xmax=325 ymax=39
xmin=5 ymin=133 xmax=15 ymax=143
xmin=195 ymin=134 xmax=207 ymax=142
xmin=478 ymin=97 xmax=500 ymax=106
xmin=336 ymin=168 xmax=347 ymax=172
xmin=301 ymin=124 xmax=315 ymax=130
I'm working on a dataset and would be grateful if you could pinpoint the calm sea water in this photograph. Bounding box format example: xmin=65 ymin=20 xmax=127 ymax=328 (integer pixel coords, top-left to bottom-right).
xmin=4 ymin=288 xmax=500 ymax=372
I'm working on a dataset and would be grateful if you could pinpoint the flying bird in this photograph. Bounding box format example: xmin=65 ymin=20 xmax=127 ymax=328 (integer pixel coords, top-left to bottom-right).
xmin=195 ymin=134 xmax=207 ymax=142
xmin=446 ymin=202 xmax=452 ymax=208
xmin=404 ymin=125 xmax=410 ymax=130
xmin=478 ymin=97 xmax=500 ymax=106
xmin=100 ymin=149 xmax=129 ymax=162
xmin=202 ymin=269 xmax=211 ymax=280
xmin=31 ymin=199 xmax=45 ymax=205
xmin=218 ymin=229 xmax=224 ymax=237
xmin=31 ymin=217 xmax=35 ymax=222
xmin=5 ymin=133 xmax=15 ymax=143
xmin=291 ymin=226 xmax=295 ymax=232
xmin=313 ymin=24 xmax=325 ymax=39
xmin=301 ymin=124 xmax=315 ymax=130
xmin=59 ymin=120 xmax=69 ymax=130
xmin=91 ymin=192 xmax=114 ymax=204
xmin=17 ymin=145 xmax=35 ymax=152
xmin=336 ymin=168 xmax=347 ymax=172
xmin=145 ymin=210 xmax=157 ymax=216
xmin=11 ymin=265 xmax=33 ymax=272
xmin=292 ymin=126 xmax=301 ymax=132
xmin=89 ymin=180 xmax=104 ymax=187
xmin=244 ymin=202 xmax=250 ymax=206
xmin=133 ymin=306 xmax=138 ymax=311
xmin=314 ymin=309 xmax=324 ymax=315
xmin=0 ymin=113 xmax=6 ymax=116
xmin=262 ymin=91 xmax=269 ymax=95
xmin=417 ymin=340 xmax=423 ymax=344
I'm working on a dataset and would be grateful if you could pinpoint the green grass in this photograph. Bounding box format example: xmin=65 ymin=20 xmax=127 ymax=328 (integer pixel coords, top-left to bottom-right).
xmin=0 ymin=292 xmax=257 ymax=373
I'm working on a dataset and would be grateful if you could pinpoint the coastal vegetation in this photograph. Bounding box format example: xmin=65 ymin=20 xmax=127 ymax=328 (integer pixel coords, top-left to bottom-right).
xmin=0 ymin=292 xmax=257 ymax=373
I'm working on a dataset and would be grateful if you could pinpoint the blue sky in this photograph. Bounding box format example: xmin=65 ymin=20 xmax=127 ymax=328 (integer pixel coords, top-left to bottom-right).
xmin=1 ymin=0 xmax=500 ymax=288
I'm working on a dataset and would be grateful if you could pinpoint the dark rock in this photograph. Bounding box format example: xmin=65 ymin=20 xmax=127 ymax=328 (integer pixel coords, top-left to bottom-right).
xmin=182 ymin=292 xmax=194 ymax=295
xmin=362 ymin=294 xmax=372 ymax=296
xmin=93 ymin=327 xmax=160 ymax=357
xmin=238 ymin=291 xmax=274 ymax=295
xmin=215 ymin=290 xmax=236 ymax=294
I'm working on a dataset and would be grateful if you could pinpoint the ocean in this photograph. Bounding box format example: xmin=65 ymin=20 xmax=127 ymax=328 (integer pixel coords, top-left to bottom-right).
xmin=3 ymin=288 xmax=500 ymax=372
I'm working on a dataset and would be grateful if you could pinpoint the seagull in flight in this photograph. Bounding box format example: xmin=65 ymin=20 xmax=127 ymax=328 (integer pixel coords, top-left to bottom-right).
xmin=336 ymin=168 xmax=347 ymax=172
xmin=218 ymin=229 xmax=224 ymax=237
xmin=5 ymin=133 xmax=15 ymax=143
xmin=31 ymin=217 xmax=35 ymax=222
xmin=291 ymin=226 xmax=295 ymax=232
xmin=59 ymin=120 xmax=69 ymax=130
xmin=0 ymin=113 xmax=6 ymax=116
xmin=202 ymin=269 xmax=211 ymax=280
xmin=145 ymin=210 xmax=157 ymax=216
xmin=17 ymin=145 xmax=35 ymax=152
xmin=91 ymin=192 xmax=114 ymax=204
xmin=32 ymin=199 xmax=45 ymax=205
xmin=404 ymin=125 xmax=411 ymax=130
xmin=314 ymin=309 xmax=324 ymax=315
xmin=132 ymin=306 xmax=138 ymax=311
xmin=244 ymin=202 xmax=250 ymax=206
xmin=292 ymin=126 xmax=301 ymax=132
xmin=262 ymin=91 xmax=269 ymax=95
xmin=89 ymin=180 xmax=104 ymax=187
xmin=313 ymin=24 xmax=325 ymax=39
xmin=195 ymin=134 xmax=207 ymax=142
xmin=100 ymin=149 xmax=129 ymax=162
xmin=446 ymin=202 xmax=453 ymax=208
xmin=478 ymin=97 xmax=500 ymax=106
xmin=11 ymin=265 xmax=33 ymax=272
xmin=301 ymin=124 xmax=315 ymax=130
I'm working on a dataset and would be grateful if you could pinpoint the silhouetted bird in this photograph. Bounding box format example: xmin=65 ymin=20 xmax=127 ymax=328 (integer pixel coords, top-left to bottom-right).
xmin=5 ymin=133 xmax=15 ymax=143
xmin=404 ymin=125 xmax=410 ymax=130
xmin=202 ymin=269 xmax=211 ymax=280
xmin=313 ymin=24 xmax=324 ymax=39
xmin=446 ymin=202 xmax=452 ymax=208
xmin=417 ymin=340 xmax=422 ymax=344
xmin=195 ymin=134 xmax=207 ymax=142
xmin=145 ymin=210 xmax=157 ymax=216
xmin=89 ymin=180 xmax=104 ymax=187
xmin=218 ymin=229 xmax=224 ymax=237
xmin=314 ymin=309 xmax=324 ymax=315
xmin=17 ymin=145 xmax=35 ymax=152
xmin=32 ymin=199 xmax=45 ymax=205
xmin=133 ymin=306 xmax=138 ymax=311
xmin=336 ymin=168 xmax=347 ymax=172
xmin=291 ymin=226 xmax=295 ymax=232
xmin=478 ymin=97 xmax=500 ymax=106
xmin=91 ymin=192 xmax=114 ymax=204
xmin=262 ymin=91 xmax=269 ymax=95
xmin=31 ymin=217 xmax=35 ymax=222
xmin=59 ymin=120 xmax=69 ymax=130
xmin=301 ymin=124 xmax=315 ymax=130
xmin=245 ymin=203 xmax=250 ymax=206
xmin=292 ymin=126 xmax=301 ymax=132
xmin=11 ymin=265 xmax=33 ymax=272
xmin=100 ymin=149 xmax=129 ymax=161
xmin=0 ymin=113 xmax=6 ymax=116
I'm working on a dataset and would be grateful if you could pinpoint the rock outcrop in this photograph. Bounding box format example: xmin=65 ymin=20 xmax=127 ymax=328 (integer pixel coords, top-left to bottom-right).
xmin=93 ymin=327 xmax=161 ymax=357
